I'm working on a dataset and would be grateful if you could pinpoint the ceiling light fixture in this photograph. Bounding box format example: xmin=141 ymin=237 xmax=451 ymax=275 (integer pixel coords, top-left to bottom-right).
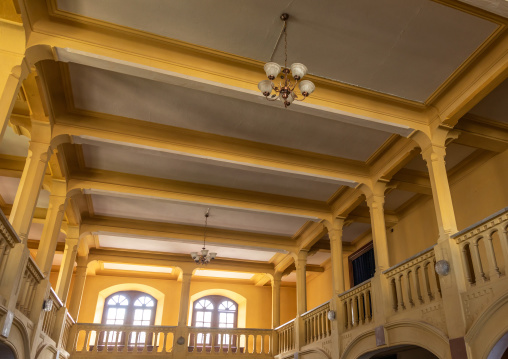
xmin=190 ymin=208 xmax=217 ymax=265
xmin=258 ymin=13 xmax=315 ymax=108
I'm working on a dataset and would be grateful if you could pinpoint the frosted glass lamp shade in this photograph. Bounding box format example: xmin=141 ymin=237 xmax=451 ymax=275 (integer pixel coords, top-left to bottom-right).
xmin=201 ymin=249 xmax=209 ymax=256
xmin=190 ymin=252 xmax=198 ymax=259
xmin=290 ymin=63 xmax=307 ymax=80
xmin=258 ymin=80 xmax=273 ymax=97
xmin=264 ymin=62 xmax=281 ymax=80
xmin=299 ymin=80 xmax=315 ymax=97
xmin=209 ymin=252 xmax=217 ymax=259
xmin=280 ymin=92 xmax=295 ymax=106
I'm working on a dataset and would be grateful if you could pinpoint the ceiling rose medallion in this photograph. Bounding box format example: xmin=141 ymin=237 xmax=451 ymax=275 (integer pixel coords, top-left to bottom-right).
xmin=258 ymin=13 xmax=315 ymax=108
xmin=190 ymin=208 xmax=217 ymax=265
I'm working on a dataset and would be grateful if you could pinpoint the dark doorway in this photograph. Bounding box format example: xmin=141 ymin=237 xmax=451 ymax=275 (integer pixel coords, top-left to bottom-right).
xmin=349 ymin=242 xmax=375 ymax=287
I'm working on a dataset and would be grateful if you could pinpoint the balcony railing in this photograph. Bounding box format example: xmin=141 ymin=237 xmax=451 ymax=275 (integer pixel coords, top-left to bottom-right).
xmin=42 ymin=288 xmax=64 ymax=339
xmin=16 ymin=256 xmax=44 ymax=317
xmin=338 ymin=279 xmax=373 ymax=331
xmin=72 ymin=323 xmax=177 ymax=354
xmin=384 ymin=245 xmax=441 ymax=312
xmin=187 ymin=327 xmax=273 ymax=356
xmin=301 ymin=301 xmax=332 ymax=345
xmin=275 ymin=319 xmax=295 ymax=354
xmin=0 ymin=210 xmax=20 ymax=284
xmin=453 ymin=207 xmax=508 ymax=288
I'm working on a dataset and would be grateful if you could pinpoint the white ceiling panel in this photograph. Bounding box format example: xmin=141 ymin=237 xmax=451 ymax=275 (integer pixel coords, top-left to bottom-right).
xmin=342 ymin=222 xmax=371 ymax=242
xmin=0 ymin=126 xmax=29 ymax=157
xmin=0 ymin=176 xmax=50 ymax=208
xmin=103 ymin=263 xmax=173 ymax=273
xmin=469 ymin=78 xmax=508 ymax=124
xmin=28 ymin=223 xmax=67 ymax=242
xmin=59 ymin=0 xmax=497 ymax=101
xmin=194 ymin=270 xmax=254 ymax=280
xmin=90 ymin=193 xmax=313 ymax=236
xmin=307 ymin=251 xmax=331 ymax=266
xmin=384 ymin=189 xmax=416 ymax=211
xmin=99 ymin=234 xmax=278 ymax=262
xmin=80 ymin=141 xmax=343 ymax=201
xmin=69 ymin=63 xmax=394 ymax=161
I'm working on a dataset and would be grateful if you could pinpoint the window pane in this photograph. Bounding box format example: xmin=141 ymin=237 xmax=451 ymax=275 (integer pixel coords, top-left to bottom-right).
xmin=117 ymin=308 xmax=126 ymax=320
xmin=204 ymin=312 xmax=212 ymax=322
xmin=196 ymin=312 xmax=204 ymax=321
xmin=134 ymin=309 xmax=142 ymax=321
xmin=219 ymin=313 xmax=226 ymax=323
xmin=227 ymin=313 xmax=234 ymax=323
xmin=143 ymin=309 xmax=151 ymax=320
xmin=107 ymin=308 xmax=117 ymax=319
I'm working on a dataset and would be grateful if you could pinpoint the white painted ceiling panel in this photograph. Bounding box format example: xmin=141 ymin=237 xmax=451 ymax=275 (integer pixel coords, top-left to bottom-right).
xmin=58 ymin=0 xmax=497 ymax=101
xmin=469 ymin=78 xmax=508 ymax=124
xmin=91 ymin=193 xmax=312 ymax=236
xmin=0 ymin=176 xmax=50 ymax=208
xmin=99 ymin=234 xmax=277 ymax=262
xmin=307 ymin=251 xmax=331 ymax=266
xmin=0 ymin=127 xmax=29 ymax=157
xmin=69 ymin=63 xmax=393 ymax=161
xmin=81 ymin=141 xmax=343 ymax=200
xmin=103 ymin=263 xmax=173 ymax=273
xmin=194 ymin=270 xmax=254 ymax=280
xmin=384 ymin=189 xmax=417 ymax=211
xmin=342 ymin=222 xmax=371 ymax=242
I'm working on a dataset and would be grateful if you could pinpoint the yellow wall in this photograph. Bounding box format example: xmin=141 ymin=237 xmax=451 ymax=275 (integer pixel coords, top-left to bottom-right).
xmin=306 ymin=262 xmax=333 ymax=310
xmin=77 ymin=274 xmax=296 ymax=328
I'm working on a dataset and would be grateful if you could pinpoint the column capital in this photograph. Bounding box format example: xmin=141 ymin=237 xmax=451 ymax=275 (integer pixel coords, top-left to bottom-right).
xmin=271 ymin=271 xmax=282 ymax=285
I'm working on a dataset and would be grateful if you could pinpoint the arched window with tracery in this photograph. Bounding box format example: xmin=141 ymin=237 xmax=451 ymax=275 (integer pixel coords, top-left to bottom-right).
xmin=101 ymin=291 xmax=157 ymax=345
xmin=192 ymin=296 xmax=238 ymax=345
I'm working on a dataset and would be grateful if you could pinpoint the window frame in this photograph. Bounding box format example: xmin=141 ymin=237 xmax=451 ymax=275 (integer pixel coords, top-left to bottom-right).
xmin=191 ymin=295 xmax=238 ymax=328
xmin=100 ymin=291 xmax=157 ymax=346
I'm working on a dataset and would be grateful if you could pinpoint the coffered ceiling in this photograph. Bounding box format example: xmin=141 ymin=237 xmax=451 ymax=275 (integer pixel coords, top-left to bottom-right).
xmin=57 ymin=0 xmax=500 ymax=102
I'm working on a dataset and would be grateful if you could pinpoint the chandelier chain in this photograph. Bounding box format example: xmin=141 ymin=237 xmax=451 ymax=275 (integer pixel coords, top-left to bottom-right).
xmin=203 ymin=209 xmax=209 ymax=249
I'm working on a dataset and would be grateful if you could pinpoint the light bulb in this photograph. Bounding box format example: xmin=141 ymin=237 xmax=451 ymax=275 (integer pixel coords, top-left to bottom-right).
xmin=264 ymin=62 xmax=281 ymax=80
xmin=290 ymin=63 xmax=307 ymax=80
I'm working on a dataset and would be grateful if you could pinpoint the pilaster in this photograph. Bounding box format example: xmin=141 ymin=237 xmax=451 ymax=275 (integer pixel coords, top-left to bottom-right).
xmin=0 ymin=19 xmax=27 ymax=142
xmin=68 ymin=255 xmax=88 ymax=320
xmin=174 ymin=269 xmax=193 ymax=359
xmin=35 ymin=179 xmax=68 ymax=276
xmin=56 ymin=226 xmax=80 ymax=303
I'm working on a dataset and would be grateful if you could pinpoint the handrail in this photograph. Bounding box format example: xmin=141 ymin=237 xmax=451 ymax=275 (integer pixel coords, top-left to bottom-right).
xmin=301 ymin=300 xmax=330 ymax=317
xmin=383 ymin=245 xmax=436 ymax=274
xmin=274 ymin=318 xmax=295 ymax=331
xmin=338 ymin=278 xmax=372 ymax=299
xmin=0 ymin=208 xmax=21 ymax=246
xmin=301 ymin=301 xmax=331 ymax=345
xmin=452 ymin=207 xmax=508 ymax=239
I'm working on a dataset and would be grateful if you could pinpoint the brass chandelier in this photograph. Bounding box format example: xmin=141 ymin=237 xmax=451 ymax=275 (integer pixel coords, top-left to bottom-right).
xmin=190 ymin=208 xmax=217 ymax=265
xmin=258 ymin=13 xmax=315 ymax=108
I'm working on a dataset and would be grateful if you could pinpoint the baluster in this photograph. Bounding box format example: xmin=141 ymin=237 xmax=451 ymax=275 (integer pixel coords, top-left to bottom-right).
xmin=92 ymin=330 xmax=100 ymax=352
xmin=396 ymin=275 xmax=406 ymax=310
xmin=461 ymin=245 xmax=475 ymax=285
xmin=390 ymin=278 xmax=398 ymax=311
xmin=366 ymin=291 xmax=372 ymax=321
xmin=352 ymin=296 xmax=358 ymax=327
xmin=406 ymin=271 xmax=414 ymax=307
xmin=190 ymin=333 xmax=196 ymax=353
xmin=497 ymin=226 xmax=508 ymax=269
xmin=347 ymin=299 xmax=353 ymax=328
xmin=484 ymin=235 xmax=502 ymax=278
xmin=82 ymin=329 xmax=91 ymax=352
xmin=227 ymin=332 xmax=232 ymax=354
xmin=423 ymin=263 xmax=434 ymax=301
xmin=343 ymin=301 xmax=348 ymax=329
xmin=359 ymin=294 xmax=365 ymax=324
xmin=125 ymin=331 xmax=131 ymax=352
xmin=433 ymin=260 xmax=442 ymax=298
xmin=471 ymin=240 xmax=488 ymax=282
xmin=413 ymin=268 xmax=424 ymax=304
xmin=253 ymin=334 xmax=257 ymax=354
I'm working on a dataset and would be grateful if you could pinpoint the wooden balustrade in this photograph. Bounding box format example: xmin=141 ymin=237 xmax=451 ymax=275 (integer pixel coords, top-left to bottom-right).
xmin=338 ymin=279 xmax=372 ymax=331
xmin=384 ymin=246 xmax=441 ymax=312
xmin=301 ymin=301 xmax=331 ymax=345
xmin=0 ymin=210 xmax=20 ymax=284
xmin=42 ymin=288 xmax=63 ymax=339
xmin=15 ymin=256 xmax=44 ymax=317
xmin=453 ymin=207 xmax=508 ymax=288
xmin=71 ymin=323 xmax=177 ymax=354
xmin=187 ymin=327 xmax=272 ymax=356
xmin=61 ymin=311 xmax=75 ymax=351
xmin=275 ymin=319 xmax=295 ymax=354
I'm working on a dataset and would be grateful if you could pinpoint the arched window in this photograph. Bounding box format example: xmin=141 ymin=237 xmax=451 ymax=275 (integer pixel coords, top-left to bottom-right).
xmin=192 ymin=296 xmax=238 ymax=345
xmin=101 ymin=291 xmax=157 ymax=345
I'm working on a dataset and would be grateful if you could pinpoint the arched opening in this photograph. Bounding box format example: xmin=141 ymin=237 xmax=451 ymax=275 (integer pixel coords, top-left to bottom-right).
xmin=487 ymin=331 xmax=508 ymax=359
xmin=0 ymin=342 xmax=17 ymax=359
xmin=359 ymin=345 xmax=438 ymax=358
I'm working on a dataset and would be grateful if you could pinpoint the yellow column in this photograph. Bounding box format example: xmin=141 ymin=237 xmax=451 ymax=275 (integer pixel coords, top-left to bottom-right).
xmin=295 ymin=250 xmax=308 ymax=316
xmin=327 ymin=218 xmax=346 ymax=294
xmin=56 ymin=226 xmax=80 ymax=303
xmin=9 ymin=140 xmax=51 ymax=242
xmin=365 ymin=183 xmax=390 ymax=273
xmin=178 ymin=271 xmax=193 ymax=326
xmin=420 ymin=144 xmax=458 ymax=238
xmin=271 ymin=272 xmax=282 ymax=328
xmin=0 ymin=19 xmax=27 ymax=142
xmin=35 ymin=179 xmax=68 ymax=276
xmin=68 ymin=255 xmax=88 ymax=320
